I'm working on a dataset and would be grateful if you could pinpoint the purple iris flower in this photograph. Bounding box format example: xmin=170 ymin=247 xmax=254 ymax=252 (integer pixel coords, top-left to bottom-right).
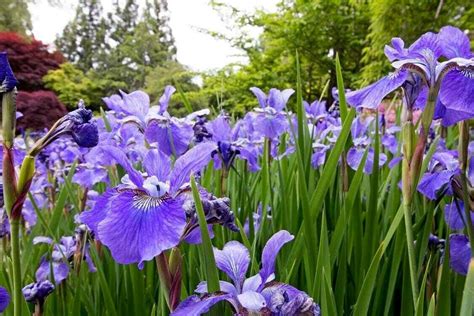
xmin=449 ymin=234 xmax=472 ymax=275
xmin=444 ymin=200 xmax=474 ymax=231
xmin=172 ymin=230 xmax=320 ymax=315
xmin=418 ymin=150 xmax=460 ymax=200
xmin=347 ymin=26 xmax=474 ymax=126
xmin=381 ymin=125 xmax=401 ymax=154
xmin=0 ymin=286 xmax=10 ymax=313
xmin=250 ymin=87 xmax=294 ymax=140
xmin=311 ymin=142 xmax=330 ymax=168
xmin=80 ymin=142 xmax=236 ymax=268
xmin=103 ymin=87 xmax=194 ymax=157
xmin=33 ymin=233 xmax=96 ymax=284
xmin=346 ymin=116 xmax=387 ymax=174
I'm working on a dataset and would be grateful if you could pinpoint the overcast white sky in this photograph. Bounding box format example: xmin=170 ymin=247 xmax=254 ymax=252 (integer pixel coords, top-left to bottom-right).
xmin=30 ymin=0 xmax=279 ymax=72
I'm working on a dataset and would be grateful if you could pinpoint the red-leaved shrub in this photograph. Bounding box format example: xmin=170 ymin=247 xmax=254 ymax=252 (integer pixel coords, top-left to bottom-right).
xmin=16 ymin=91 xmax=67 ymax=132
xmin=0 ymin=32 xmax=64 ymax=91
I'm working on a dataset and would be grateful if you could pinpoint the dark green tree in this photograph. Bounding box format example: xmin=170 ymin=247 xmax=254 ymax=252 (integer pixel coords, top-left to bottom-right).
xmin=55 ymin=0 xmax=109 ymax=71
xmin=0 ymin=0 xmax=31 ymax=34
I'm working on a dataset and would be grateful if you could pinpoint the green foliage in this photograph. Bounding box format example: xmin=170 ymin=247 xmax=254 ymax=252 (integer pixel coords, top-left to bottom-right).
xmin=55 ymin=0 xmax=109 ymax=72
xmin=144 ymin=60 xmax=204 ymax=116
xmin=194 ymin=0 xmax=371 ymax=114
xmin=0 ymin=0 xmax=31 ymax=34
xmin=43 ymin=63 xmax=118 ymax=111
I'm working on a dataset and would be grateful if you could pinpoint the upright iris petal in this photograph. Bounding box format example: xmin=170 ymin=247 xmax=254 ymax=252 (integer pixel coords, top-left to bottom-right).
xmin=214 ymin=241 xmax=250 ymax=290
xmin=172 ymin=230 xmax=319 ymax=315
xmin=259 ymin=230 xmax=294 ymax=285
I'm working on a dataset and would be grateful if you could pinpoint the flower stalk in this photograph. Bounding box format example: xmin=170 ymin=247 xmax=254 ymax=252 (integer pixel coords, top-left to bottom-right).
xmin=2 ymin=87 xmax=22 ymax=316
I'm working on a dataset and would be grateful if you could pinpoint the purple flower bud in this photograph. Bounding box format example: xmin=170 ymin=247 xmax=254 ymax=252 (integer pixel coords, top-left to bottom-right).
xmin=0 ymin=52 xmax=18 ymax=92
xmin=29 ymin=101 xmax=99 ymax=156
xmin=22 ymin=280 xmax=55 ymax=303
xmin=0 ymin=286 xmax=10 ymax=313
xmin=212 ymin=141 xmax=240 ymax=171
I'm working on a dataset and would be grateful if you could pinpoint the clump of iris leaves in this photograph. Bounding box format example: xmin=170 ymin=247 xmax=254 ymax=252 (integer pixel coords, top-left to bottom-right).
xmin=1 ymin=25 xmax=474 ymax=316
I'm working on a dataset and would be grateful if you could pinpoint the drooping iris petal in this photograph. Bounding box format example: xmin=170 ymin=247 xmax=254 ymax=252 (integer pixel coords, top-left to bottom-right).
xmin=449 ymin=234 xmax=471 ymax=275
xmin=444 ymin=201 xmax=474 ymax=230
xmin=35 ymin=257 xmax=69 ymax=284
xmin=79 ymin=189 xmax=116 ymax=238
xmin=417 ymin=170 xmax=458 ymax=200
xmin=213 ymin=241 xmax=250 ymax=289
xmin=0 ymin=286 xmax=10 ymax=313
xmin=171 ymin=293 xmax=234 ymax=316
xmin=143 ymin=149 xmax=171 ymax=182
xmin=97 ymin=190 xmax=186 ymax=268
xmin=170 ymin=142 xmax=216 ymax=193
xmin=346 ymin=70 xmax=408 ymax=109
xmin=73 ymin=167 xmax=108 ymax=188
xmin=347 ymin=147 xmax=387 ymax=174
xmin=183 ymin=224 xmax=214 ymax=244
xmin=259 ymin=230 xmax=294 ymax=285
xmin=438 ymin=69 xmax=474 ymax=126
xmin=195 ymin=281 xmax=237 ymax=296
xmin=237 ymin=291 xmax=267 ymax=311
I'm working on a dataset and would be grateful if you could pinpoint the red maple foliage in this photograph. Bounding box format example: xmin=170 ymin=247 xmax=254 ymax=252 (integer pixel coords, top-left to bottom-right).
xmin=16 ymin=91 xmax=68 ymax=131
xmin=0 ymin=32 xmax=64 ymax=91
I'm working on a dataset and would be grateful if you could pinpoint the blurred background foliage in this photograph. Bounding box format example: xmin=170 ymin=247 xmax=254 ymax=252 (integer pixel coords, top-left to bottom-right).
xmin=0 ymin=0 xmax=473 ymax=127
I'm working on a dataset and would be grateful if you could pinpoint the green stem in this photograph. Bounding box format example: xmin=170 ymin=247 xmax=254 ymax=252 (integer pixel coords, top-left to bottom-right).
xmin=10 ymin=219 xmax=22 ymax=316
xmin=2 ymin=90 xmax=22 ymax=316
xmin=402 ymin=201 xmax=419 ymax=306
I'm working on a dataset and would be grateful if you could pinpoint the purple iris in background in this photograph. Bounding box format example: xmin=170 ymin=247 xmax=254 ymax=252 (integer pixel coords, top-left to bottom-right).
xmin=103 ymin=86 xmax=195 ymax=156
xmin=449 ymin=234 xmax=472 ymax=275
xmin=346 ymin=115 xmax=387 ymax=174
xmin=346 ymin=26 xmax=474 ymax=126
xmin=417 ymin=150 xmax=460 ymax=200
xmin=172 ymin=230 xmax=320 ymax=315
xmin=80 ymin=142 xmax=236 ymax=268
xmin=0 ymin=286 xmax=10 ymax=313
xmin=33 ymin=233 xmax=96 ymax=284
xmin=250 ymin=87 xmax=294 ymax=140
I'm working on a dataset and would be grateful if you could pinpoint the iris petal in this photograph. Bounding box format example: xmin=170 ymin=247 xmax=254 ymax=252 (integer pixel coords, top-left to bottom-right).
xmin=259 ymin=230 xmax=294 ymax=285
xmin=98 ymin=190 xmax=186 ymax=268
xmin=213 ymin=241 xmax=250 ymax=288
